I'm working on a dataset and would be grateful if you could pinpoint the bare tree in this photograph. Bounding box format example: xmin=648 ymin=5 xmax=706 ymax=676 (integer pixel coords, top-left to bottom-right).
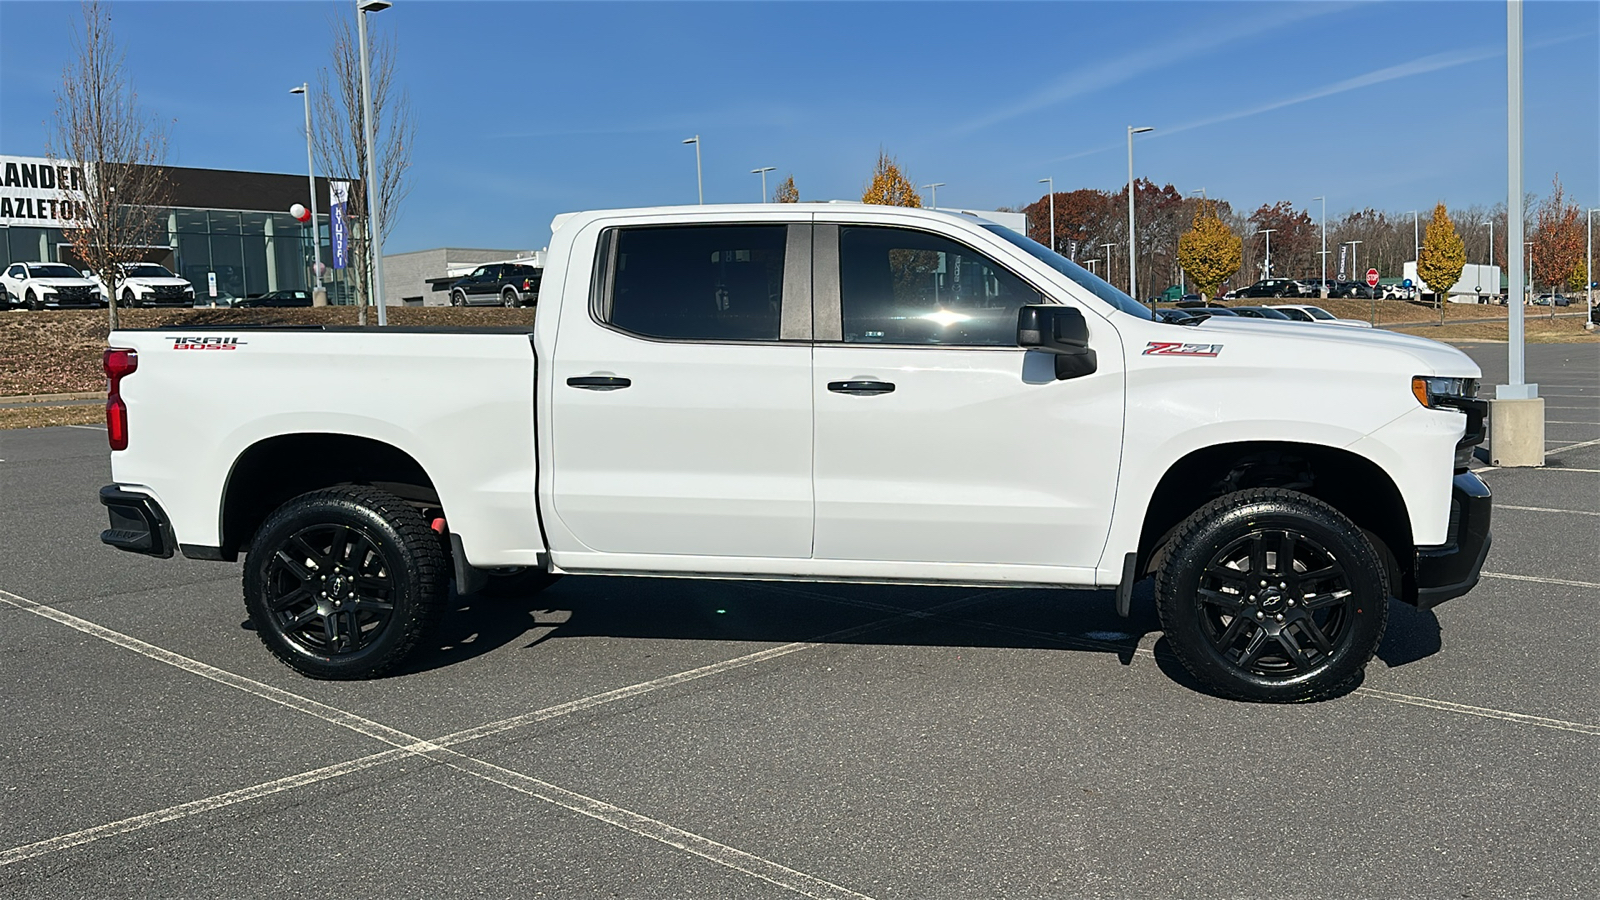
xmin=311 ymin=12 xmax=416 ymax=324
xmin=47 ymin=0 xmax=172 ymax=331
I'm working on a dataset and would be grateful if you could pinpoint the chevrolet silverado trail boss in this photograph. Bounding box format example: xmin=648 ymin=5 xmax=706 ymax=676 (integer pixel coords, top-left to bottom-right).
xmin=96 ymin=204 xmax=1491 ymax=702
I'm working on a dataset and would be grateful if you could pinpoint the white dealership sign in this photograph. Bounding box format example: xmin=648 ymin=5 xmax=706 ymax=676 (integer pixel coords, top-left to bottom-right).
xmin=0 ymin=155 xmax=91 ymax=228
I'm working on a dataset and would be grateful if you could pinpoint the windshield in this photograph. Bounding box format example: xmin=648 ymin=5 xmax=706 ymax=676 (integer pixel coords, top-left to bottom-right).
xmin=124 ymin=264 xmax=173 ymax=278
xmin=981 ymin=224 xmax=1153 ymax=320
xmin=29 ymin=264 xmax=81 ymax=278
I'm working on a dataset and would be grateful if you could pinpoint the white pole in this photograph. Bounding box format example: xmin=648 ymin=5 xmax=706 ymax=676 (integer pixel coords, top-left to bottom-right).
xmin=357 ymin=1 xmax=387 ymax=326
xmin=1259 ymin=228 xmax=1275 ymax=277
xmin=1126 ymin=126 xmax=1153 ymax=303
xmin=291 ymin=84 xmax=326 ymax=306
xmin=1410 ymin=210 xmax=1420 ymax=263
xmin=752 ymin=166 xmax=774 ymax=202
xmin=923 ymin=182 xmax=945 ymax=209
xmin=683 ymin=136 xmax=702 ymax=204
xmin=1039 ymin=177 xmax=1054 ymax=252
xmin=1504 ymin=0 xmax=1530 ymax=396
xmin=1588 ymin=209 xmax=1596 ymax=324
xmin=1315 ymin=196 xmax=1327 ymax=298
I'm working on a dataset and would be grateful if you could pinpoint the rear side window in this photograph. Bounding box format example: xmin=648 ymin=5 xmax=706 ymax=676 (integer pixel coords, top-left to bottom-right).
xmin=605 ymin=224 xmax=786 ymax=341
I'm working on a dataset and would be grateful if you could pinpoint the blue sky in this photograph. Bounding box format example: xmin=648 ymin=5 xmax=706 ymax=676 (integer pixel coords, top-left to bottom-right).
xmin=1 ymin=1 xmax=1595 ymax=254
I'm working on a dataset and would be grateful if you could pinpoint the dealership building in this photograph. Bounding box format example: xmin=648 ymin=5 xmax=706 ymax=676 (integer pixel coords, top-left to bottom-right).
xmin=0 ymin=153 xmax=359 ymax=302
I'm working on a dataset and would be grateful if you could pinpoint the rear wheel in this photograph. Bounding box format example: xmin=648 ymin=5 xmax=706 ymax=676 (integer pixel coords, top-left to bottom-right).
xmin=243 ymin=486 xmax=447 ymax=679
xmin=1155 ymin=488 xmax=1387 ymax=702
xmin=501 ymin=287 xmax=520 ymax=307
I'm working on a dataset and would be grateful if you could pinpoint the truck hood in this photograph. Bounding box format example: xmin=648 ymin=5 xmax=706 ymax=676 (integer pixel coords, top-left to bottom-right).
xmin=1185 ymin=317 xmax=1481 ymax=378
xmin=122 ymin=277 xmax=192 ymax=288
xmin=29 ymin=277 xmax=98 ymax=289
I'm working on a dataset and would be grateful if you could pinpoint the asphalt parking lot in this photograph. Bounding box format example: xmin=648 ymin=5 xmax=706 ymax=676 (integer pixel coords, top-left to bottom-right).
xmin=2 ymin=342 xmax=1595 ymax=899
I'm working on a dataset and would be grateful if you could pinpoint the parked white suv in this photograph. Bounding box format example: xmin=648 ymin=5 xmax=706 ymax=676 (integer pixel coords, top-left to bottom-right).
xmin=95 ymin=204 xmax=1491 ymax=703
xmin=1 ymin=261 xmax=103 ymax=310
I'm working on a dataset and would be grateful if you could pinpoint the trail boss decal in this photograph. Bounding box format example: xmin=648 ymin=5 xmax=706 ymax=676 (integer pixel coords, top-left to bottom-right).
xmin=166 ymin=336 xmax=246 ymax=350
xmin=1144 ymin=341 xmax=1222 ymax=358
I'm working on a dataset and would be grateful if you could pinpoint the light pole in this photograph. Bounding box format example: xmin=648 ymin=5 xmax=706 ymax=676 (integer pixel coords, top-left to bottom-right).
xmin=289 ymin=84 xmax=327 ymax=306
xmin=1588 ymin=209 xmax=1597 ymax=324
xmin=1409 ymin=210 xmax=1420 ymax=263
xmin=1313 ymin=196 xmax=1327 ymax=298
xmin=1127 ymin=125 xmax=1153 ymax=303
xmin=1084 ymin=258 xmax=1101 ymax=276
xmin=1483 ymin=218 xmax=1495 ymax=267
xmin=1258 ymin=228 xmax=1277 ymax=278
xmin=1524 ymin=240 xmax=1534 ymax=304
xmin=751 ymin=166 xmax=775 ymax=202
xmin=356 ymin=0 xmax=391 ymax=326
xmin=682 ymin=136 xmax=702 ymax=204
xmin=1038 ymin=177 xmax=1054 ymax=253
xmin=1103 ymin=243 xmax=1117 ymax=288
xmin=923 ymin=182 xmax=945 ymax=209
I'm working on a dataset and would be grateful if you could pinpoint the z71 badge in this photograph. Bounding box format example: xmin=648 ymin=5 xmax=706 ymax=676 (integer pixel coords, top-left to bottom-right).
xmin=1144 ymin=341 xmax=1222 ymax=357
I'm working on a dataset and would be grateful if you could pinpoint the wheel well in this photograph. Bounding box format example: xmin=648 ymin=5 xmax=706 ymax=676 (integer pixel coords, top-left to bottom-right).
xmin=1137 ymin=442 xmax=1412 ymax=586
xmin=220 ymin=433 xmax=438 ymax=559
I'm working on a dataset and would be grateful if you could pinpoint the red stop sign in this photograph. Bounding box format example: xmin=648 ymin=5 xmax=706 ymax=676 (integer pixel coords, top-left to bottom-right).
xmin=1366 ymin=268 xmax=1380 ymax=288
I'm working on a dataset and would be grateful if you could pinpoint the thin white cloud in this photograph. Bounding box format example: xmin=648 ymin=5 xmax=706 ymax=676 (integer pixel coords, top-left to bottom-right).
xmin=953 ymin=2 xmax=1354 ymax=135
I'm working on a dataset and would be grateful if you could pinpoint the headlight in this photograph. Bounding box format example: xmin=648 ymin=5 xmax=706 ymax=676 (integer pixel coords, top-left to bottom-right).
xmin=1411 ymin=376 xmax=1478 ymax=408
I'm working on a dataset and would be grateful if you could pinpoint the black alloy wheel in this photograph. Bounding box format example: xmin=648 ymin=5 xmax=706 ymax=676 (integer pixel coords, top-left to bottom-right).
xmin=1155 ymin=488 xmax=1386 ymax=702
xmin=244 ymin=486 xmax=446 ymax=679
xmin=26 ymin=290 xmax=43 ymax=311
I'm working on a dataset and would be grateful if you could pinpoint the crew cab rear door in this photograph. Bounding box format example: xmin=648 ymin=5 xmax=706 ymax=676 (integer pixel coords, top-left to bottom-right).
xmin=809 ymin=217 xmax=1124 ymax=571
xmin=548 ymin=219 xmax=815 ymax=558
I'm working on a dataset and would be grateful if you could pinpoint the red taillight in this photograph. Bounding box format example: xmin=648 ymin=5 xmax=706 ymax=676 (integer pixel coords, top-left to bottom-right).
xmin=103 ymin=348 xmax=137 ymax=451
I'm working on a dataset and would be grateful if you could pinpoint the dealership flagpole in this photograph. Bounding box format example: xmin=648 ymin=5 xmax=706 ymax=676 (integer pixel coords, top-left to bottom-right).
xmin=357 ymin=0 xmax=390 ymax=326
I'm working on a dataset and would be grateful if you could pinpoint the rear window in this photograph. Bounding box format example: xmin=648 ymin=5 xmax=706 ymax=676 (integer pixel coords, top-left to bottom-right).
xmin=603 ymin=224 xmax=786 ymax=341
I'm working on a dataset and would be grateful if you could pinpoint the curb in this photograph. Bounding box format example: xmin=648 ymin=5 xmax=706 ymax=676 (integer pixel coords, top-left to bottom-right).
xmin=0 ymin=391 xmax=107 ymax=404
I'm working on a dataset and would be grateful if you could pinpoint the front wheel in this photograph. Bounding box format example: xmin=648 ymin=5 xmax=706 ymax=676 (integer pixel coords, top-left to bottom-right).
xmin=450 ymin=290 xmax=468 ymax=307
xmin=26 ymin=290 xmax=43 ymax=311
xmin=243 ymin=486 xmax=447 ymax=679
xmin=1155 ymin=488 xmax=1387 ymax=702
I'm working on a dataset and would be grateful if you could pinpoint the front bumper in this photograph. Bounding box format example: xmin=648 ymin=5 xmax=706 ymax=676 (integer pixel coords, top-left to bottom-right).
xmin=1409 ymin=472 xmax=1492 ymax=610
xmin=100 ymin=485 xmax=175 ymax=559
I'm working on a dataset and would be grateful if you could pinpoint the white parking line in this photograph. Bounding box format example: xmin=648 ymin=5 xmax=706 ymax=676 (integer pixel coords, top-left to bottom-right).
xmin=1498 ymin=504 xmax=1600 ymax=517
xmin=1357 ymin=689 xmax=1600 ymax=736
xmin=1549 ymin=437 xmax=1600 ymax=453
xmin=65 ymin=424 xmax=106 ymax=431
xmin=0 ymin=584 xmax=992 ymax=887
xmin=1482 ymin=572 xmax=1600 ymax=589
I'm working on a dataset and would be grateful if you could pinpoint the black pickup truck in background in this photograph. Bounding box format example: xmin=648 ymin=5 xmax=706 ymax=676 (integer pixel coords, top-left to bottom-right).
xmin=446 ymin=263 xmax=542 ymax=307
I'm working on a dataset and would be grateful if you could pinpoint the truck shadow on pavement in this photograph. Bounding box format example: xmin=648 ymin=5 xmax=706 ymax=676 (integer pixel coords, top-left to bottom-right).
xmin=401 ymin=573 xmax=1444 ymax=699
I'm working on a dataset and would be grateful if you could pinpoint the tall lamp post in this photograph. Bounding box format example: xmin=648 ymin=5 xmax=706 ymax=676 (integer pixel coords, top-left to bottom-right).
xmin=1127 ymin=125 xmax=1153 ymax=303
xmin=1313 ymin=196 xmax=1327 ymax=298
xmin=1588 ymin=209 xmax=1597 ymax=325
xmin=923 ymin=182 xmax=945 ymax=209
xmin=356 ymin=0 xmax=391 ymax=325
xmin=751 ymin=166 xmax=775 ymax=202
xmin=1483 ymin=218 xmax=1495 ymax=267
xmin=289 ymin=84 xmax=327 ymax=306
xmin=1038 ymin=177 xmax=1054 ymax=253
xmin=1103 ymin=243 xmax=1117 ymax=288
xmin=1258 ymin=228 xmax=1277 ymax=278
xmin=1408 ymin=210 xmax=1420 ymax=263
xmin=683 ymin=135 xmax=702 ymax=204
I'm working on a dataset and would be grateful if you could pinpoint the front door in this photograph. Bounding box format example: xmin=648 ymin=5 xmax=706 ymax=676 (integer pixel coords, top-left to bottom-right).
xmin=549 ymin=220 xmax=815 ymax=558
xmin=811 ymin=223 xmax=1124 ymax=571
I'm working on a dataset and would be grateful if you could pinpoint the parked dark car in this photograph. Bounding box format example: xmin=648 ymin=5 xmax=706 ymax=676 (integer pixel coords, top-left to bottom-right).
xmin=1237 ymin=278 xmax=1303 ymax=299
xmin=1231 ymin=306 xmax=1295 ymax=320
xmin=236 ymin=290 xmax=314 ymax=308
xmin=1175 ymin=298 xmax=1227 ymax=308
xmin=448 ymin=263 xmax=542 ymax=307
xmin=1197 ymin=306 xmax=1239 ymax=316
xmin=1329 ymin=281 xmax=1377 ymax=300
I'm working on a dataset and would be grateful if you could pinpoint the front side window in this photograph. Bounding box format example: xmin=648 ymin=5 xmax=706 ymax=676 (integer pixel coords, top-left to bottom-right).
xmin=606 ymin=224 xmax=785 ymax=341
xmin=838 ymin=226 xmax=1041 ymax=345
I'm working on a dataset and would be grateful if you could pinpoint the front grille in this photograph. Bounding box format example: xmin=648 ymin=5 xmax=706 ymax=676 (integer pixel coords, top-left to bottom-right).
xmin=153 ymin=285 xmax=185 ymax=298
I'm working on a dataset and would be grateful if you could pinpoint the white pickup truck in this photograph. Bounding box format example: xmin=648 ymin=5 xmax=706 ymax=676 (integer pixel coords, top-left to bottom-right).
xmin=97 ymin=204 xmax=1490 ymax=702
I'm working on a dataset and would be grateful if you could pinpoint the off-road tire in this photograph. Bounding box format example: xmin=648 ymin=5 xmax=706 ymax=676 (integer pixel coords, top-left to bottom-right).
xmin=243 ymin=485 xmax=447 ymax=679
xmin=1155 ymin=488 xmax=1387 ymax=702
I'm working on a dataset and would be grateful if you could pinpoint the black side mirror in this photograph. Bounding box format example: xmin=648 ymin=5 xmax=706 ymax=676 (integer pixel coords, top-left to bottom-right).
xmin=1017 ymin=305 xmax=1097 ymax=380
